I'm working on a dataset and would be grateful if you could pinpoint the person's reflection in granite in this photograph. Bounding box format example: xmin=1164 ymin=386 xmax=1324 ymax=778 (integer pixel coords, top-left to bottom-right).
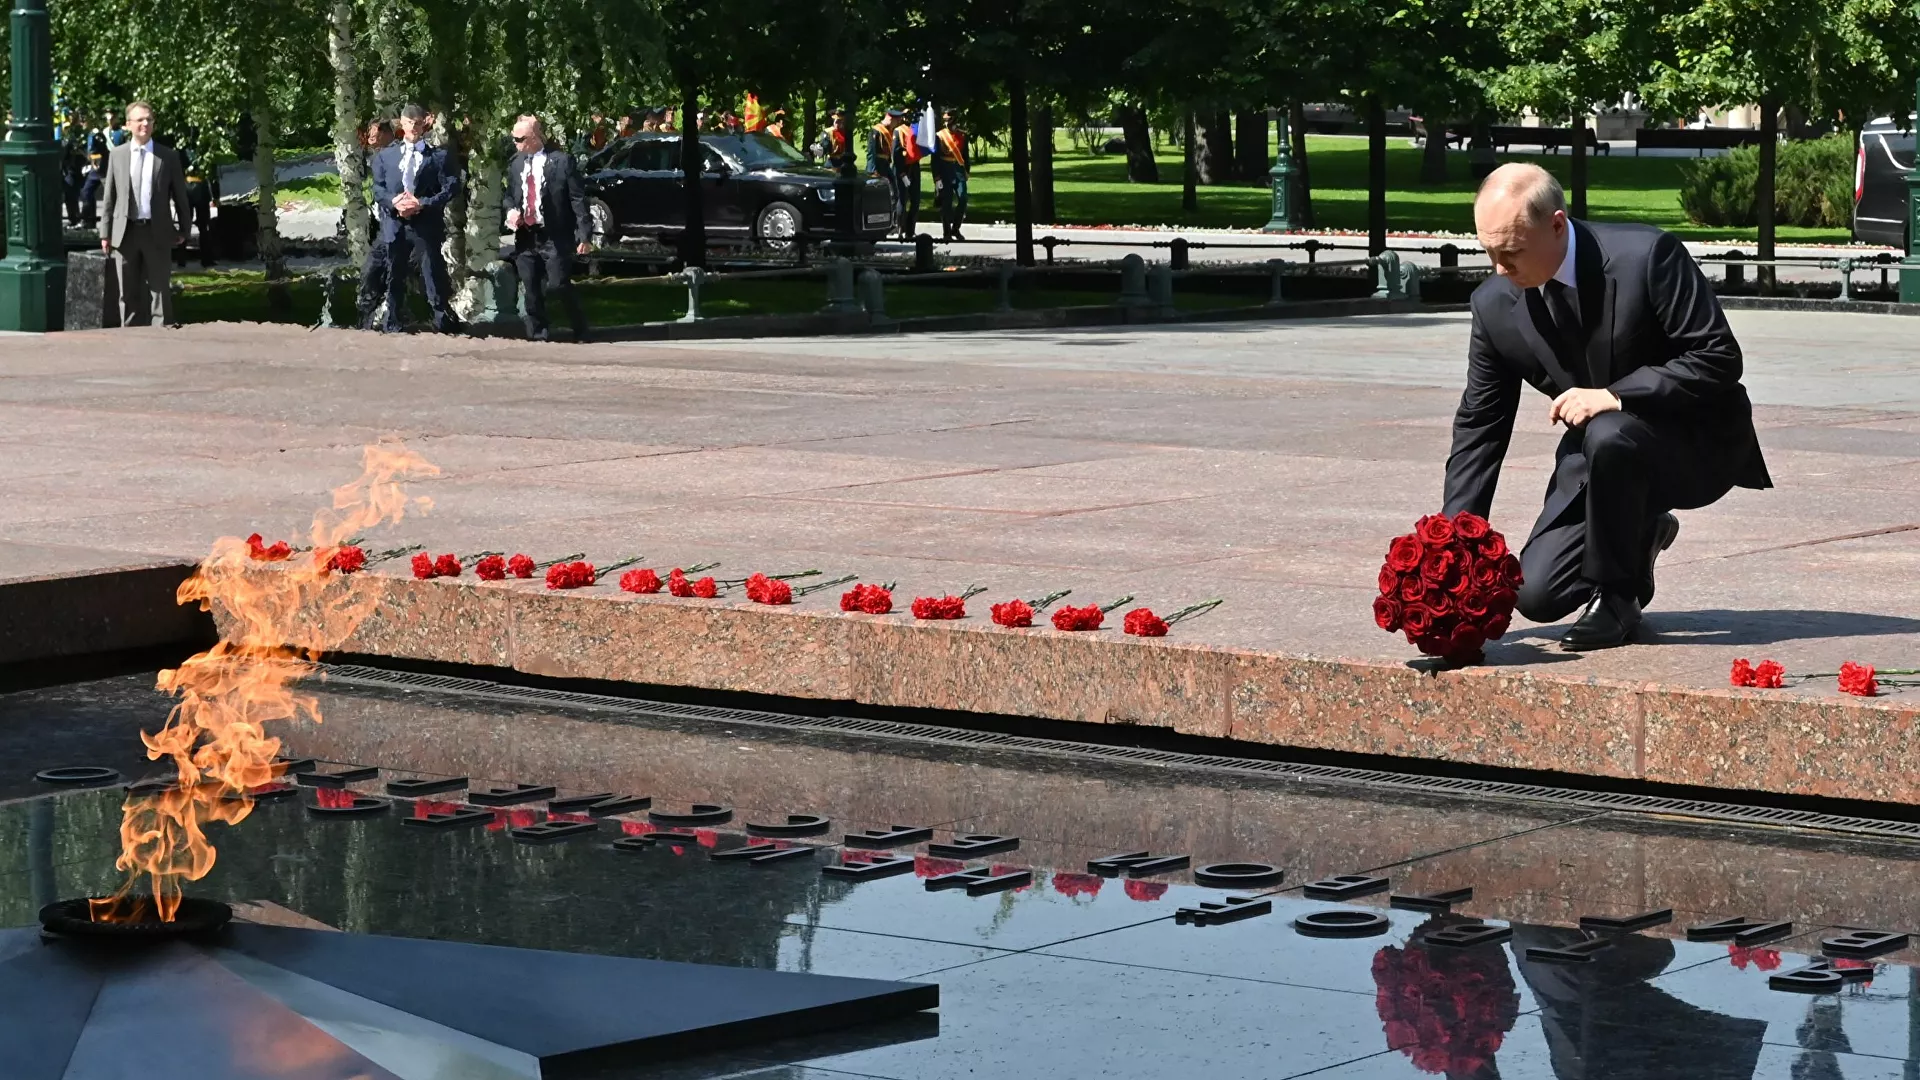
xmin=1511 ymin=926 xmax=1767 ymax=1079
xmin=1789 ymin=994 xmax=1851 ymax=1080
xmin=1373 ymin=914 xmax=1522 ymax=1078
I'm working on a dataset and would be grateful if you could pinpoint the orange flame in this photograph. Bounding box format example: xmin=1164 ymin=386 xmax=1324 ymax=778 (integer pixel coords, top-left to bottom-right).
xmin=91 ymin=440 xmax=438 ymax=922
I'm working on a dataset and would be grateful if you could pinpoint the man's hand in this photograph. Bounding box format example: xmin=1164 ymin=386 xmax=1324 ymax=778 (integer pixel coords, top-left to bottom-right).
xmin=575 ymin=241 xmax=591 ymax=256
xmin=100 ymin=239 xmax=110 ymax=253
xmin=505 ymin=209 xmax=522 ymax=231
xmin=1548 ymin=387 xmax=1623 ymax=428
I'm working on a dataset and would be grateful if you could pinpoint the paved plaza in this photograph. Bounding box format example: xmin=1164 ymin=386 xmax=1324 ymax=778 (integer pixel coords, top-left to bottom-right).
xmin=1 ymin=309 xmax=1914 ymax=699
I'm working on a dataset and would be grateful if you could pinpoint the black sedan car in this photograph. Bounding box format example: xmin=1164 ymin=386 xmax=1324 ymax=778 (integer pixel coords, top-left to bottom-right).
xmin=1855 ymin=116 xmax=1913 ymax=248
xmin=583 ymin=133 xmax=896 ymax=247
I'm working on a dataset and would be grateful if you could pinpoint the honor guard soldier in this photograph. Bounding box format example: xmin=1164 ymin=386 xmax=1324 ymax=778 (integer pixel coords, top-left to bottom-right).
xmin=894 ymin=110 xmax=927 ymax=238
xmin=813 ymin=108 xmax=856 ymax=174
xmin=867 ymin=108 xmax=905 ymax=227
xmin=933 ymin=110 xmax=970 ymax=241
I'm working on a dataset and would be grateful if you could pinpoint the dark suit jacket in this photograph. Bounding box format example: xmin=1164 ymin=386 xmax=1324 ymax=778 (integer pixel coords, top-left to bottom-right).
xmin=371 ymin=139 xmax=459 ymax=243
xmin=502 ymin=148 xmax=591 ymax=249
xmin=1442 ymin=220 xmax=1771 ymax=533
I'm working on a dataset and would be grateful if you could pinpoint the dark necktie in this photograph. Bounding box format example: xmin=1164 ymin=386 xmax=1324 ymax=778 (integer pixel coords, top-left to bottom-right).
xmin=1543 ymin=278 xmax=1581 ymax=346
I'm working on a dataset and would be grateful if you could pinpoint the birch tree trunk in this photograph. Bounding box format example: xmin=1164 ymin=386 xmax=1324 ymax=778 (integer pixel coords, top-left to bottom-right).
xmin=246 ymin=48 xmax=288 ymax=316
xmin=328 ymin=0 xmax=368 ymax=267
xmin=371 ymin=0 xmax=404 ymax=117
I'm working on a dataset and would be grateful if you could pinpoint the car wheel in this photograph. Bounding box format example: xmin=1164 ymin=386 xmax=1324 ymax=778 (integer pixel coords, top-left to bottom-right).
xmin=754 ymin=201 xmax=802 ymax=250
xmin=589 ymin=199 xmax=614 ymax=246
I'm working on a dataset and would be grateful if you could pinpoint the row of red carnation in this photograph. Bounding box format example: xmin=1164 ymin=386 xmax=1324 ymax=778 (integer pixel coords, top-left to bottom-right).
xmin=1731 ymin=658 xmax=1914 ymax=697
xmin=256 ymin=536 xmax=1224 ymax=637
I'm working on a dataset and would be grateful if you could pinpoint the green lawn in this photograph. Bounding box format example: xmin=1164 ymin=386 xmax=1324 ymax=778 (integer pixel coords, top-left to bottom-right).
xmin=966 ymin=135 xmax=1852 ymax=244
xmin=171 ymin=269 xmax=1234 ymax=326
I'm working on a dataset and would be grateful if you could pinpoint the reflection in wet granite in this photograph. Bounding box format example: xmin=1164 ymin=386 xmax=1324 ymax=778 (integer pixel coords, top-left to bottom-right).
xmin=9 ymin=671 xmax=1920 ymax=1077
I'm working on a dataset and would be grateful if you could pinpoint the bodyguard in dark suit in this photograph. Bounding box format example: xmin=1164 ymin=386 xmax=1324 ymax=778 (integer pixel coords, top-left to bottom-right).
xmin=502 ymin=115 xmax=591 ymax=341
xmin=371 ymin=103 xmax=461 ymax=333
xmin=1443 ymin=163 xmax=1770 ymax=649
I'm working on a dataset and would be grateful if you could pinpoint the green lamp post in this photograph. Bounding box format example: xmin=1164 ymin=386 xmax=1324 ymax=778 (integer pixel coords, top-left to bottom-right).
xmin=1262 ymin=106 xmax=1298 ymax=233
xmin=0 ymin=0 xmax=65 ymax=331
xmin=1903 ymin=80 xmax=1920 ymax=304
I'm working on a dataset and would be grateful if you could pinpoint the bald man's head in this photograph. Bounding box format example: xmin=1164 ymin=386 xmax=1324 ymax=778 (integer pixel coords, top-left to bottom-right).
xmin=1475 ymin=163 xmax=1569 ymax=289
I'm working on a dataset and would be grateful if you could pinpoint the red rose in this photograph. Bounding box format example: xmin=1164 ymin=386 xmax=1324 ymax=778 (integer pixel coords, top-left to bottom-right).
xmin=1730 ymin=659 xmax=1756 ymax=687
xmin=326 ymin=546 xmax=367 ymax=574
xmin=1452 ymin=512 xmax=1491 ymax=541
xmin=1469 ymin=559 xmax=1501 ymax=590
xmin=842 ymin=583 xmax=893 ymax=614
xmin=1418 ymin=548 xmax=1457 ymax=585
xmin=1446 ymin=567 xmax=1474 ymax=596
xmin=1422 ymin=587 xmax=1455 ymax=617
xmin=991 ymin=599 xmax=1035 ymax=627
xmin=1398 ymin=575 xmax=1426 ymax=603
xmin=1373 ymin=596 xmax=1403 ymax=632
xmin=668 ymin=568 xmax=694 ymax=597
xmin=475 ymin=554 xmax=507 ymax=581
xmin=432 ymin=553 xmax=461 ymax=577
xmin=1051 ymin=603 xmax=1104 ymax=631
xmin=1386 ymin=534 xmax=1425 ymax=573
xmin=1478 ymin=534 xmax=1510 ymax=561
xmin=1401 ymin=603 xmax=1434 ymax=637
xmin=1459 ymin=588 xmax=1491 ymax=621
xmin=508 ymin=553 xmax=535 ymax=578
xmin=621 ymin=568 xmax=663 ymax=593
xmin=1754 ymin=660 xmax=1785 ymax=689
xmin=1416 ymin=515 xmax=1455 ymax=546
xmin=1123 ymin=608 xmax=1170 ymax=637
xmin=411 ymin=552 xmax=435 ymax=579
xmin=1838 ymin=661 xmax=1878 ymax=697
xmin=1488 ymin=585 xmax=1518 ymax=612
xmin=1378 ymin=565 xmax=1402 ymax=597
xmin=1499 ymin=554 xmax=1523 ymax=588
xmin=1482 ymin=610 xmax=1512 ymax=639
xmin=912 ymin=595 xmax=968 ymax=620
xmin=1446 ymin=623 xmax=1485 ymax=659
xmin=692 ymin=576 xmax=718 ymax=598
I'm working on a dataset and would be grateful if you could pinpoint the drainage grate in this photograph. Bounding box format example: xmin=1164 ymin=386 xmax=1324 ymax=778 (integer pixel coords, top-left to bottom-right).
xmin=316 ymin=663 xmax=1920 ymax=843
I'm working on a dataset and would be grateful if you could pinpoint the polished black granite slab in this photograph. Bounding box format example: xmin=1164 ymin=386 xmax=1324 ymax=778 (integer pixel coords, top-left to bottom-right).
xmin=9 ymin=670 xmax=1920 ymax=1079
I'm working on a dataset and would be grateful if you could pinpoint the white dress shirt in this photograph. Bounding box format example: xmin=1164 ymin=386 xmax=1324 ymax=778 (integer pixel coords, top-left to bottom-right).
xmin=1539 ymin=219 xmax=1577 ymax=296
xmin=131 ymin=142 xmax=154 ymax=221
xmin=400 ymin=140 xmax=421 ymax=194
xmin=523 ymin=150 xmax=547 ymax=225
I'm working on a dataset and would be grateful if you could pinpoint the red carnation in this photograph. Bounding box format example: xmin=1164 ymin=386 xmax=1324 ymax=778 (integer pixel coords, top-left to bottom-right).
xmin=1123 ymin=608 xmax=1170 ymax=637
xmin=1730 ymin=659 xmax=1756 ymax=687
xmin=621 ymin=568 xmax=663 ymax=593
xmin=1416 ymin=515 xmax=1455 ymax=546
xmin=1123 ymin=879 xmax=1167 ymax=901
xmin=1373 ymin=595 xmax=1403 ymax=632
xmin=508 ymin=553 xmax=536 ymax=578
xmin=432 ymin=553 xmax=461 ymax=578
xmin=746 ymin=573 xmax=794 ymax=605
xmin=410 ymin=552 xmax=435 ymax=579
xmin=325 ymin=546 xmax=367 ymax=574
xmin=991 ymin=599 xmax=1035 ymax=627
xmin=1386 ymin=535 xmax=1425 ymax=573
xmin=1839 ymin=661 xmax=1878 ymax=697
xmin=692 ymin=576 xmax=718 ymax=598
xmin=1452 ymin=512 xmax=1491 ymax=541
xmin=474 ymin=554 xmax=507 ymax=581
xmin=913 ymin=595 xmax=968 ymax=620
xmin=841 ymin=582 xmax=894 ymax=614
xmin=246 ymin=533 xmax=294 ymax=561
xmin=668 ymin=568 xmax=695 ymax=597
xmin=546 ymin=561 xmax=595 ymax=589
xmin=1052 ymin=604 xmax=1104 ymax=631
xmin=1754 ymin=660 xmax=1784 ymax=689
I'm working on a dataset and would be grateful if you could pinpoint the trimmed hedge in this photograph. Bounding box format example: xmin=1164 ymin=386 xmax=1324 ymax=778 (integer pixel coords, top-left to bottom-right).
xmin=1677 ymin=133 xmax=1854 ymax=228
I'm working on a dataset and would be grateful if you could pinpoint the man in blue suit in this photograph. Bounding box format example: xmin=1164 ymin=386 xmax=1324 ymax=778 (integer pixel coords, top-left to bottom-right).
xmin=371 ymin=103 xmax=461 ymax=332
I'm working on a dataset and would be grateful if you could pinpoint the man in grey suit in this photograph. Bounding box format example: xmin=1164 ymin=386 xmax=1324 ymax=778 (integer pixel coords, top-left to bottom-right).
xmin=98 ymin=101 xmax=191 ymax=326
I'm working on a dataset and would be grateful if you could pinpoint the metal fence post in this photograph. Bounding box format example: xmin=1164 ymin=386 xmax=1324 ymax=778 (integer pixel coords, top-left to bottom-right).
xmin=1373 ymin=251 xmax=1401 ymax=299
xmin=1267 ymin=259 xmax=1288 ymax=304
xmin=995 ymin=266 xmax=1014 ymax=312
xmin=857 ymin=267 xmax=888 ymax=320
xmin=1170 ymin=237 xmax=1190 ymax=271
xmin=678 ymin=266 xmax=707 ymax=323
xmin=823 ymin=258 xmax=860 ymax=313
xmin=1147 ymin=262 xmax=1176 ymax=317
xmin=1116 ymin=253 xmax=1150 ymax=309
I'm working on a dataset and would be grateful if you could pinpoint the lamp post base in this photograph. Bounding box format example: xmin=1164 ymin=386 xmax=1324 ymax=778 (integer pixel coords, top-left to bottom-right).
xmin=0 ymin=259 xmax=66 ymax=332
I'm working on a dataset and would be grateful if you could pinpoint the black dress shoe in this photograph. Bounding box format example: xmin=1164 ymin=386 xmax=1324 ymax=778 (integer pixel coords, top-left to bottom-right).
xmin=1640 ymin=512 xmax=1679 ymax=607
xmin=1562 ymin=589 xmax=1643 ymax=651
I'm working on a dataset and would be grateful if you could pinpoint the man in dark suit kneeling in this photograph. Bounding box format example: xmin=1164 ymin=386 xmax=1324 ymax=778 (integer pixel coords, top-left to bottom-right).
xmin=503 ymin=114 xmax=592 ymax=342
xmin=1443 ymin=163 xmax=1771 ymax=650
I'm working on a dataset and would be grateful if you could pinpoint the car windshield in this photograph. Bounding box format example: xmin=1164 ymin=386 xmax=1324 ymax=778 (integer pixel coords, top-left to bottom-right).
xmin=720 ymin=134 xmax=807 ymax=168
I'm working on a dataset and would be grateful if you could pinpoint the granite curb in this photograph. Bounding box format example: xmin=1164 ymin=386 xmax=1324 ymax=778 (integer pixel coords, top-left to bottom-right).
xmin=221 ymin=573 xmax=1920 ymax=807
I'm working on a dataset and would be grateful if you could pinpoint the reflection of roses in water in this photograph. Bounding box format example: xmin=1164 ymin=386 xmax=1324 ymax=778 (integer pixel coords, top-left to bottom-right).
xmin=1372 ymin=915 xmax=1521 ymax=1077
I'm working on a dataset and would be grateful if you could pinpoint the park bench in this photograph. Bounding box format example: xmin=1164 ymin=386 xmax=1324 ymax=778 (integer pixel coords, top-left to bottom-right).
xmin=1633 ymin=127 xmax=1765 ymax=155
xmin=1486 ymin=126 xmax=1610 ymax=155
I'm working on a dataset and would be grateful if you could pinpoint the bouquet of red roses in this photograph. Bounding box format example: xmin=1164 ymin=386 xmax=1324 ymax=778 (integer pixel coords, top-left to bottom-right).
xmin=1374 ymin=511 xmax=1521 ymax=664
